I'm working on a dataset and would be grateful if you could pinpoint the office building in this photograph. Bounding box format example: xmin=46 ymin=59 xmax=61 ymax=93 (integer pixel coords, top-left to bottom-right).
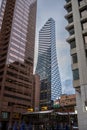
xmin=36 ymin=18 xmax=62 ymax=108
xmin=0 ymin=0 xmax=37 ymax=126
xmin=64 ymin=0 xmax=87 ymax=129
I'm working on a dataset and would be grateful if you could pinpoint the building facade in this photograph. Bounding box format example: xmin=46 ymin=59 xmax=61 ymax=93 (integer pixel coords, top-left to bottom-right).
xmin=54 ymin=94 xmax=76 ymax=112
xmin=64 ymin=0 xmax=87 ymax=129
xmin=0 ymin=0 xmax=37 ymax=126
xmin=59 ymin=94 xmax=76 ymax=107
xmin=36 ymin=18 xmax=62 ymax=108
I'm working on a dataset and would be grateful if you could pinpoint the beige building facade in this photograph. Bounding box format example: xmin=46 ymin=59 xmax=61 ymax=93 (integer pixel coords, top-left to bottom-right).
xmin=64 ymin=0 xmax=87 ymax=129
xmin=59 ymin=94 xmax=76 ymax=107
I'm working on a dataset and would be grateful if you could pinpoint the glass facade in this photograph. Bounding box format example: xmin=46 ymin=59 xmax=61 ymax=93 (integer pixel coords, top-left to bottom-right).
xmin=36 ymin=18 xmax=62 ymax=103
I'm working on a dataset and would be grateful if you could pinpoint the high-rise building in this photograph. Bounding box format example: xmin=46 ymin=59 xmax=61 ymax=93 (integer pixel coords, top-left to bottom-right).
xmin=64 ymin=0 xmax=87 ymax=129
xmin=36 ymin=18 xmax=62 ymax=108
xmin=0 ymin=0 xmax=37 ymax=126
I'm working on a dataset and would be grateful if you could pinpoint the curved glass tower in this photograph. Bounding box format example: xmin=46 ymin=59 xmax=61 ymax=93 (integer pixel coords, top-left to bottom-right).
xmin=36 ymin=18 xmax=62 ymax=106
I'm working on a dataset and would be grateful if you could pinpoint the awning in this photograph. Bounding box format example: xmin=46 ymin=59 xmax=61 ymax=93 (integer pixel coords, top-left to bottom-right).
xmin=23 ymin=110 xmax=53 ymax=115
xmin=56 ymin=112 xmax=77 ymax=115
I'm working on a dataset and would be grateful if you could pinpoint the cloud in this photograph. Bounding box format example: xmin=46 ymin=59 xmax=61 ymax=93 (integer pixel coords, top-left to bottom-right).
xmin=56 ymin=39 xmax=74 ymax=94
xmin=62 ymin=79 xmax=75 ymax=94
xmin=56 ymin=39 xmax=72 ymax=80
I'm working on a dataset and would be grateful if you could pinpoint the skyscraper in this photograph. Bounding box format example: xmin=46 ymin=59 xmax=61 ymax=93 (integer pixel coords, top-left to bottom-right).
xmin=65 ymin=0 xmax=87 ymax=129
xmin=36 ymin=18 xmax=62 ymax=108
xmin=0 ymin=0 xmax=37 ymax=126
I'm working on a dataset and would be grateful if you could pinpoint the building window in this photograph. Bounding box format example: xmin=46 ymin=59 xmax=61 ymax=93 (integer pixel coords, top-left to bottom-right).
xmin=68 ymin=16 xmax=73 ymax=24
xmin=70 ymin=40 xmax=76 ymax=49
xmin=82 ymin=22 xmax=87 ymax=30
xmin=2 ymin=112 xmax=9 ymax=119
xmin=69 ymin=27 xmax=74 ymax=35
xmin=65 ymin=0 xmax=71 ymax=3
xmin=85 ymin=50 xmax=87 ymax=57
xmin=67 ymin=6 xmax=72 ymax=13
xmin=78 ymin=0 xmax=85 ymax=6
xmin=72 ymin=53 xmax=78 ymax=63
xmin=80 ymin=9 xmax=87 ymax=18
xmin=84 ymin=36 xmax=87 ymax=44
xmin=73 ymin=69 xmax=79 ymax=80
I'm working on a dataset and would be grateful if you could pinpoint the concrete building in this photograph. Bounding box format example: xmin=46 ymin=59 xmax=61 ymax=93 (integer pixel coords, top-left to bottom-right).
xmin=0 ymin=0 xmax=37 ymax=127
xmin=36 ymin=18 xmax=62 ymax=109
xmin=64 ymin=0 xmax=87 ymax=129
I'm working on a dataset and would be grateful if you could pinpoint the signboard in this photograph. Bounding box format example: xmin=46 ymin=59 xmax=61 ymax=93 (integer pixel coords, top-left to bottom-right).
xmin=12 ymin=113 xmax=20 ymax=119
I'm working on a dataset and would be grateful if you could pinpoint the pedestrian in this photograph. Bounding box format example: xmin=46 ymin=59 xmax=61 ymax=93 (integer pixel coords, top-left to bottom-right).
xmin=65 ymin=124 xmax=69 ymax=130
xmin=56 ymin=124 xmax=60 ymax=130
xmin=28 ymin=123 xmax=32 ymax=130
xmin=8 ymin=123 xmax=12 ymax=130
xmin=0 ymin=122 xmax=2 ymax=130
xmin=20 ymin=121 xmax=26 ymax=130
xmin=13 ymin=121 xmax=18 ymax=130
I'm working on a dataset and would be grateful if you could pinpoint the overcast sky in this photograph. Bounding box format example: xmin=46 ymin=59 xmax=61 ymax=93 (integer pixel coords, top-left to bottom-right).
xmin=0 ymin=0 xmax=1 ymax=7
xmin=0 ymin=0 xmax=75 ymax=94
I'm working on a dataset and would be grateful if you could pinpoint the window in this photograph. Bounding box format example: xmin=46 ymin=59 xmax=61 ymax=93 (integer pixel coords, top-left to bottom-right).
xmin=80 ymin=9 xmax=87 ymax=18
xmin=66 ymin=0 xmax=71 ymax=3
xmin=2 ymin=112 xmax=9 ymax=119
xmin=85 ymin=50 xmax=87 ymax=57
xmin=82 ymin=22 xmax=87 ymax=30
xmin=70 ymin=40 xmax=76 ymax=49
xmin=73 ymin=69 xmax=79 ymax=80
xmin=68 ymin=16 xmax=73 ymax=23
xmin=72 ymin=54 xmax=78 ymax=63
xmin=67 ymin=6 xmax=72 ymax=13
xmin=69 ymin=27 xmax=74 ymax=35
xmin=78 ymin=0 xmax=85 ymax=6
xmin=84 ymin=36 xmax=87 ymax=44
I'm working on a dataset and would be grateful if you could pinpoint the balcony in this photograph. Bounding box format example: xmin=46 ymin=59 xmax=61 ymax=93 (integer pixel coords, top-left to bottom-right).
xmin=64 ymin=1 xmax=72 ymax=9
xmin=85 ymin=43 xmax=87 ymax=49
xmin=81 ymin=16 xmax=87 ymax=23
xmin=82 ymin=28 xmax=87 ymax=35
xmin=73 ymin=79 xmax=80 ymax=89
xmin=70 ymin=48 xmax=76 ymax=55
xmin=79 ymin=0 xmax=87 ymax=8
xmin=66 ymin=34 xmax=75 ymax=43
xmin=72 ymin=63 xmax=78 ymax=70
xmin=65 ymin=11 xmax=73 ymax=20
xmin=65 ymin=22 xmax=74 ymax=31
xmin=65 ymin=0 xmax=71 ymax=2
xmin=79 ymin=5 xmax=87 ymax=14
